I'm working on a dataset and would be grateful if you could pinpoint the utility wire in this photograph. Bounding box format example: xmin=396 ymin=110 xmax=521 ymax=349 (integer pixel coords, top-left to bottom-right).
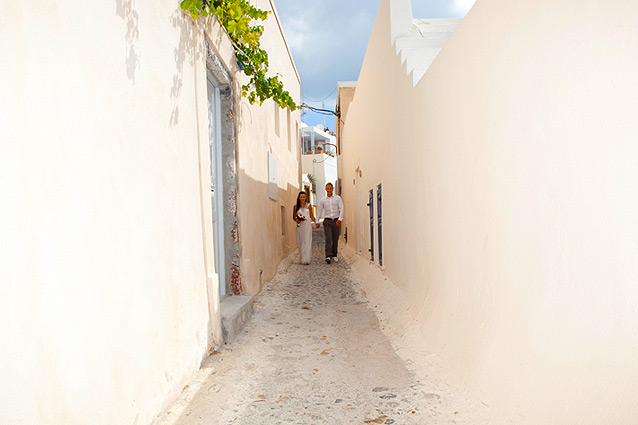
xmin=301 ymin=86 xmax=337 ymax=103
xmin=301 ymin=103 xmax=340 ymax=117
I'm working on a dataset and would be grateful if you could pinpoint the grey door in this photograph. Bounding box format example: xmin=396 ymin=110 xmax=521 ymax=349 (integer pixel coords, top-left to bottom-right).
xmin=377 ymin=184 xmax=382 ymax=266
xmin=368 ymin=189 xmax=374 ymax=261
xmin=207 ymin=70 xmax=226 ymax=295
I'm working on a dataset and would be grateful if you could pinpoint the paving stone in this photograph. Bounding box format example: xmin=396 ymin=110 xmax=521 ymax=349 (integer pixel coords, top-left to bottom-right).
xmin=154 ymin=228 xmax=498 ymax=425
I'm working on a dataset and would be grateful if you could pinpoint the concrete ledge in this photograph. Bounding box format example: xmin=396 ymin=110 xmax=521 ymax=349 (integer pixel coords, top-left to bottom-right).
xmin=220 ymin=295 xmax=254 ymax=342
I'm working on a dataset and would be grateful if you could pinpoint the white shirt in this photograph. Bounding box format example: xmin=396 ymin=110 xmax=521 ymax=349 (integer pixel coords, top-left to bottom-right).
xmin=317 ymin=194 xmax=344 ymax=221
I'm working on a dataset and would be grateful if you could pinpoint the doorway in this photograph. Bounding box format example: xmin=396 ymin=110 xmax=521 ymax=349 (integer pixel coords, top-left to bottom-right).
xmin=206 ymin=69 xmax=226 ymax=296
xmin=205 ymin=39 xmax=240 ymax=295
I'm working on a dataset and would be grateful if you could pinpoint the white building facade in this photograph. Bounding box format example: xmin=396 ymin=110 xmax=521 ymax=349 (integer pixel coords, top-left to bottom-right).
xmin=300 ymin=124 xmax=338 ymax=213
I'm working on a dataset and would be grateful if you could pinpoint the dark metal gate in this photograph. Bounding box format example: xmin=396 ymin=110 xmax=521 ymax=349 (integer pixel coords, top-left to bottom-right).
xmin=377 ymin=184 xmax=382 ymax=266
xmin=368 ymin=189 xmax=374 ymax=261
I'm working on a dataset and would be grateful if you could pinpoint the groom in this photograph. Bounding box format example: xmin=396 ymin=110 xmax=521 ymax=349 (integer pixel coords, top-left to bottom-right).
xmin=315 ymin=182 xmax=344 ymax=264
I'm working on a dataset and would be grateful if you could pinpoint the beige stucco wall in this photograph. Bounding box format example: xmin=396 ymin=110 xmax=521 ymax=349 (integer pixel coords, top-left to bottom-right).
xmin=341 ymin=0 xmax=638 ymax=423
xmin=335 ymin=83 xmax=357 ymax=251
xmin=335 ymin=83 xmax=356 ymax=147
xmin=233 ymin=0 xmax=301 ymax=295
xmin=1 ymin=0 xmax=299 ymax=424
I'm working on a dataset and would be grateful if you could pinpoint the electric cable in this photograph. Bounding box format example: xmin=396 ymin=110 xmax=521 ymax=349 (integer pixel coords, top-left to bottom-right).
xmin=301 ymin=86 xmax=337 ymax=103
xmin=301 ymin=103 xmax=340 ymax=117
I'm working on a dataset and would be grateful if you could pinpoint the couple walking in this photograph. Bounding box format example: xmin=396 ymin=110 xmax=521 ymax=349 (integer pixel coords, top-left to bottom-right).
xmin=293 ymin=182 xmax=344 ymax=265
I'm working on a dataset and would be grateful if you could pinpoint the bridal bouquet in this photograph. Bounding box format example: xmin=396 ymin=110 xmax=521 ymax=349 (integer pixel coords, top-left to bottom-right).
xmin=296 ymin=212 xmax=306 ymax=221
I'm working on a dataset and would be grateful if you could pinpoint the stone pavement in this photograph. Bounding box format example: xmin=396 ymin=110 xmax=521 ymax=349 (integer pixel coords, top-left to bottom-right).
xmin=154 ymin=227 xmax=493 ymax=425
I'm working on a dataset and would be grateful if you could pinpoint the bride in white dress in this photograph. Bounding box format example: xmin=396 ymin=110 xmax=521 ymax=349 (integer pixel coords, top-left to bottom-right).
xmin=293 ymin=191 xmax=315 ymax=265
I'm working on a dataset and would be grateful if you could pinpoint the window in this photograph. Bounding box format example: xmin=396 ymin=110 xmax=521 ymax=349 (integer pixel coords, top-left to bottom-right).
xmin=281 ymin=206 xmax=286 ymax=235
xmin=274 ymin=104 xmax=280 ymax=137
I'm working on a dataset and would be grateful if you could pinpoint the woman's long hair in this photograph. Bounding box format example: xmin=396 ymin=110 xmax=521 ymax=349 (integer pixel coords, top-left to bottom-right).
xmin=295 ymin=191 xmax=308 ymax=212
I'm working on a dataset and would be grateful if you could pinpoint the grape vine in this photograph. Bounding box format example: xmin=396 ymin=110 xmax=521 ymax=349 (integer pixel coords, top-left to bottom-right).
xmin=180 ymin=0 xmax=298 ymax=110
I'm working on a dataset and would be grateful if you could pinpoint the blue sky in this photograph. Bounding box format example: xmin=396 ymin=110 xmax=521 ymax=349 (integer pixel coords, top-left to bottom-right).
xmin=274 ymin=0 xmax=477 ymax=129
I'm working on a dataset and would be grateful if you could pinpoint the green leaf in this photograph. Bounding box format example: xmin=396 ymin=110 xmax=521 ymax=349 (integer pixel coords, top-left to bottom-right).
xmin=179 ymin=0 xmax=297 ymax=109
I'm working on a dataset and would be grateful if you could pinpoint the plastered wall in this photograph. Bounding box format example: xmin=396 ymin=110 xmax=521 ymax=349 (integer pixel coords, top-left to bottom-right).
xmin=233 ymin=0 xmax=302 ymax=295
xmin=335 ymin=84 xmax=357 ymax=251
xmin=340 ymin=0 xmax=638 ymax=423
xmin=0 ymin=0 xmax=298 ymax=423
xmin=1 ymin=2 xmax=217 ymax=424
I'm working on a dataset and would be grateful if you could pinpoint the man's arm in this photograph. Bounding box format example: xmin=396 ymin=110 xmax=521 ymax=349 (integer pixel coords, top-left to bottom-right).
xmin=336 ymin=195 xmax=344 ymax=226
xmin=315 ymin=198 xmax=324 ymax=228
xmin=316 ymin=198 xmax=324 ymax=221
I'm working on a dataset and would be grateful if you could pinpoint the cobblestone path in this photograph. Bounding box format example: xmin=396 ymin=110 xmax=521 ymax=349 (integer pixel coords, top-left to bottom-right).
xmin=156 ymin=227 xmax=487 ymax=425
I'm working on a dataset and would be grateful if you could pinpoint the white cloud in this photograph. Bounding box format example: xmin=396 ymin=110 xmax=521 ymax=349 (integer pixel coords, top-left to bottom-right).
xmin=274 ymin=0 xmax=473 ymax=126
xmin=284 ymin=17 xmax=309 ymax=52
xmin=450 ymin=0 xmax=477 ymax=16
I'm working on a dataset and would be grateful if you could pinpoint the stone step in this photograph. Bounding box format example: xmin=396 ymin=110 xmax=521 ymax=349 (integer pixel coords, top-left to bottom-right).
xmin=399 ymin=46 xmax=445 ymax=63
xmin=394 ymin=36 xmax=452 ymax=53
xmin=413 ymin=17 xmax=463 ymax=26
xmin=405 ymin=55 xmax=436 ymax=72
xmin=411 ymin=68 xmax=428 ymax=85
xmin=220 ymin=295 xmax=254 ymax=342
xmin=413 ymin=18 xmax=462 ymax=33
xmin=394 ymin=18 xmax=462 ymax=86
xmin=414 ymin=24 xmax=459 ymax=34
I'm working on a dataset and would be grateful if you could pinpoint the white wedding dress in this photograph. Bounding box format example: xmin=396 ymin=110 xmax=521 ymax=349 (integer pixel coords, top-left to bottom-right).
xmin=296 ymin=206 xmax=312 ymax=264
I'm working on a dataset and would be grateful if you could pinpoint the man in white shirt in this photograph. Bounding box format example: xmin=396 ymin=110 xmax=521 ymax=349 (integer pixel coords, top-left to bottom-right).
xmin=315 ymin=182 xmax=344 ymax=264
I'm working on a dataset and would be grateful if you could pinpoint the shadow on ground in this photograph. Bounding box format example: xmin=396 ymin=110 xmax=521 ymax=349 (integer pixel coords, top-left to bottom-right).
xmin=153 ymin=228 xmax=483 ymax=425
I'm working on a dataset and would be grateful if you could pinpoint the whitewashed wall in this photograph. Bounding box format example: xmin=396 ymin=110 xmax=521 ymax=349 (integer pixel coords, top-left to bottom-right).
xmin=340 ymin=0 xmax=638 ymax=423
xmin=0 ymin=0 xmax=299 ymax=423
xmin=233 ymin=0 xmax=301 ymax=295
xmin=302 ymin=153 xmax=338 ymax=201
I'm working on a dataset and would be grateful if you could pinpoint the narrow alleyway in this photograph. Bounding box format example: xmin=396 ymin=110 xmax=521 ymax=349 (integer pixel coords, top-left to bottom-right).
xmin=155 ymin=228 xmax=494 ymax=425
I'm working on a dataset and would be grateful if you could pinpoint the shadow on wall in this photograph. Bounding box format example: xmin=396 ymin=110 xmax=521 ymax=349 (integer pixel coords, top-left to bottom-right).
xmin=116 ymin=1 xmax=204 ymax=126
xmin=115 ymin=0 xmax=140 ymax=83
xmin=234 ymin=168 xmax=301 ymax=295
xmin=181 ymin=19 xmax=301 ymax=295
xmin=152 ymin=176 xmax=305 ymax=424
xmin=170 ymin=8 xmax=205 ymax=128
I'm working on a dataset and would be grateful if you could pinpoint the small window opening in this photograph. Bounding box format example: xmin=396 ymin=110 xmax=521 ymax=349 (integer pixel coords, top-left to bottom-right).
xmin=281 ymin=205 xmax=286 ymax=235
